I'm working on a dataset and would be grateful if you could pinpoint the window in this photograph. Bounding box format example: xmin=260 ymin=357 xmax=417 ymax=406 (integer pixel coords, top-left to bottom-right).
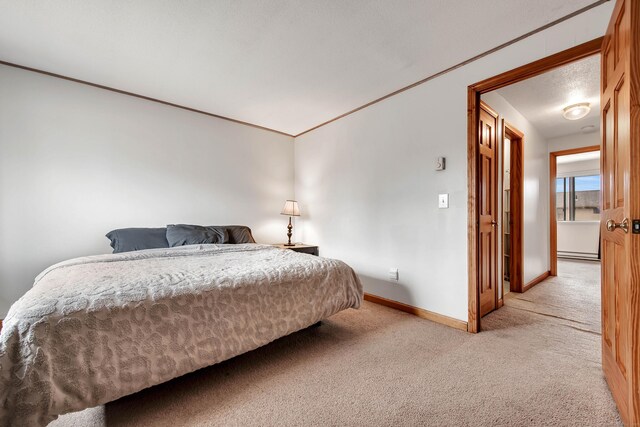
xmin=556 ymin=175 xmax=600 ymax=221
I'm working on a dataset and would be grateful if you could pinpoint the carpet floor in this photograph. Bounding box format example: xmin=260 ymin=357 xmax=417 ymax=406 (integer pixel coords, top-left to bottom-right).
xmin=52 ymin=260 xmax=620 ymax=426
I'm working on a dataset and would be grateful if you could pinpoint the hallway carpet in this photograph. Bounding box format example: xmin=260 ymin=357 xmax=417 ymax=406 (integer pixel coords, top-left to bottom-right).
xmin=52 ymin=260 xmax=620 ymax=426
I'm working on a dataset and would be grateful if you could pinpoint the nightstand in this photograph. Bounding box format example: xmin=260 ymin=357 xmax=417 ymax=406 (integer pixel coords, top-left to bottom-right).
xmin=273 ymin=243 xmax=319 ymax=256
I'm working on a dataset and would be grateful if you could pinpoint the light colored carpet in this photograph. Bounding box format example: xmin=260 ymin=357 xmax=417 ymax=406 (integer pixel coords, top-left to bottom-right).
xmin=52 ymin=260 xmax=620 ymax=426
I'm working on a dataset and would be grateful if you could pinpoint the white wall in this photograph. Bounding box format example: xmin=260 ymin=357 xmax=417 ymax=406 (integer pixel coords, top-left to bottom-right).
xmin=557 ymin=222 xmax=600 ymax=256
xmin=548 ymin=131 xmax=600 ymax=152
xmin=0 ymin=3 xmax=613 ymax=322
xmin=0 ymin=65 xmax=294 ymax=316
xmin=294 ymin=3 xmax=612 ymax=322
xmin=557 ymin=158 xmax=600 ymax=176
xmin=481 ymin=92 xmax=550 ymax=285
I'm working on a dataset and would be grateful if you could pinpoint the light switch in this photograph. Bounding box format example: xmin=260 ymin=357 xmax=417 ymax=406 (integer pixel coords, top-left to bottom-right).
xmin=438 ymin=193 xmax=449 ymax=209
xmin=388 ymin=268 xmax=399 ymax=281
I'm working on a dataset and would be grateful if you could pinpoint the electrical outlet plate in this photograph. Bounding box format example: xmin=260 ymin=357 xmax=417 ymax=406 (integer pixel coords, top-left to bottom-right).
xmin=438 ymin=193 xmax=449 ymax=209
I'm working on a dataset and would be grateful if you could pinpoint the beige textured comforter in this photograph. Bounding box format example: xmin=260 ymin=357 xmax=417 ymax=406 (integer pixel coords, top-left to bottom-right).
xmin=0 ymin=244 xmax=363 ymax=426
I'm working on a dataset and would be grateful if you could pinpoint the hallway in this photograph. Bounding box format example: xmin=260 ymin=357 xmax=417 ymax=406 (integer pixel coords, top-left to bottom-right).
xmin=502 ymin=259 xmax=601 ymax=334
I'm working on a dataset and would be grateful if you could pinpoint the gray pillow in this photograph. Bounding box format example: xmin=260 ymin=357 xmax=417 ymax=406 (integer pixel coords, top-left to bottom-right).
xmin=166 ymin=224 xmax=229 ymax=247
xmin=106 ymin=228 xmax=170 ymax=253
xmin=223 ymin=225 xmax=256 ymax=244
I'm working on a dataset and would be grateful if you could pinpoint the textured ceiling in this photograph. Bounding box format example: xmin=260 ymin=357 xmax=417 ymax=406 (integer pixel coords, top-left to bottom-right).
xmin=0 ymin=0 xmax=603 ymax=135
xmin=496 ymin=55 xmax=601 ymax=140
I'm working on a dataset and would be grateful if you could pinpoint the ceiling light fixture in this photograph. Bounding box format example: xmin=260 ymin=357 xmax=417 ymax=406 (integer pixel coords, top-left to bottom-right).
xmin=562 ymin=102 xmax=591 ymax=120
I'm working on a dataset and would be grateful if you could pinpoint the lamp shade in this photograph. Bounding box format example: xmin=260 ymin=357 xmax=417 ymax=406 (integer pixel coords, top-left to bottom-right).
xmin=280 ymin=200 xmax=300 ymax=216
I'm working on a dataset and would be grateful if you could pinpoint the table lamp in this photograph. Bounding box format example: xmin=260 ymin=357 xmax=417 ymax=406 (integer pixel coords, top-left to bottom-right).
xmin=280 ymin=200 xmax=300 ymax=246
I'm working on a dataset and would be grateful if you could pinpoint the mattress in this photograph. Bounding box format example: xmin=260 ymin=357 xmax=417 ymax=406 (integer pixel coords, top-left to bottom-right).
xmin=0 ymin=244 xmax=363 ymax=426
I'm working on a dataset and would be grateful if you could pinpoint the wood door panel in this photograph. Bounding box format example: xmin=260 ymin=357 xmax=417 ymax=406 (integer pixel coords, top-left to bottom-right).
xmin=604 ymin=346 xmax=631 ymax=422
xmin=478 ymin=102 xmax=498 ymax=318
xmin=614 ymin=240 xmax=629 ymax=377
xmin=481 ymin=233 xmax=490 ymax=292
xmin=603 ymin=239 xmax=614 ymax=348
xmin=614 ymin=75 xmax=629 ymax=209
xmin=604 ymin=39 xmax=614 ymax=91
xmin=481 ymin=156 xmax=491 ymax=213
xmin=603 ymin=100 xmax=613 ymax=211
xmin=614 ymin=3 xmax=627 ymax=65
xmin=600 ymin=1 xmax=639 ymax=424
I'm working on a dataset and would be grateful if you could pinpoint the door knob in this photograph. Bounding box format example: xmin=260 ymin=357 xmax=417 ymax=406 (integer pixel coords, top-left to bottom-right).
xmin=606 ymin=218 xmax=629 ymax=233
xmin=491 ymin=221 xmax=497 ymax=226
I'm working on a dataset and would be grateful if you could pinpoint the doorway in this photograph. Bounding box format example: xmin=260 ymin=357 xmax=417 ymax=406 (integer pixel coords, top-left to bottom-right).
xmin=501 ymin=122 xmax=524 ymax=296
xmin=466 ymin=37 xmax=602 ymax=332
xmin=468 ymin=2 xmax=639 ymax=423
xmin=549 ymin=145 xmax=601 ymax=275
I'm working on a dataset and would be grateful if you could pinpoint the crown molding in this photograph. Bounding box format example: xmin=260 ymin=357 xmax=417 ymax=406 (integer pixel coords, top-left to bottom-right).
xmin=0 ymin=0 xmax=609 ymax=140
xmin=0 ymin=60 xmax=295 ymax=138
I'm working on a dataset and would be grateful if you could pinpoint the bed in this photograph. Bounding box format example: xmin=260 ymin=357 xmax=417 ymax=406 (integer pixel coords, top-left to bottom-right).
xmin=0 ymin=243 xmax=363 ymax=426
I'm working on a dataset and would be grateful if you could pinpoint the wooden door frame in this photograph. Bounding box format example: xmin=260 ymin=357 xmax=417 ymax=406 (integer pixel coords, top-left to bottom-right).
xmin=502 ymin=121 xmax=524 ymax=295
xmin=467 ymin=37 xmax=603 ymax=333
xmin=549 ymin=145 xmax=601 ymax=275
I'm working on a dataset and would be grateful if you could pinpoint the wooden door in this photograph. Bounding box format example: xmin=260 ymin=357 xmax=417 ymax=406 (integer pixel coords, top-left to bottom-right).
xmin=504 ymin=123 xmax=524 ymax=294
xmin=600 ymin=1 xmax=640 ymax=424
xmin=478 ymin=102 xmax=499 ymax=317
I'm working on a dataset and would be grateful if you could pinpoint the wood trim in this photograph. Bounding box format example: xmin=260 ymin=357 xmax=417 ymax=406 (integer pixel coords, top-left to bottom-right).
xmin=550 ymin=153 xmax=558 ymax=276
xmin=0 ymin=319 xmax=3 ymax=332
xmin=468 ymin=38 xmax=603 ymax=333
xmin=497 ymin=298 xmax=504 ymax=309
xmin=1 ymin=3 xmax=607 ymax=141
xmin=522 ymin=271 xmax=551 ymax=292
xmin=0 ymin=60 xmax=296 ymax=138
xmin=499 ymin=120 xmax=507 ymax=300
xmin=469 ymin=38 xmax=604 ymax=94
xmin=503 ymin=121 xmax=525 ymax=293
xmin=467 ymin=87 xmax=480 ymax=333
xmin=480 ymin=100 xmax=500 ymax=118
xmin=549 ymin=145 xmax=601 ymax=157
xmin=294 ymin=2 xmax=608 ymax=138
xmin=549 ymin=144 xmax=600 ymax=276
xmin=364 ymin=293 xmax=467 ymax=331
xmin=503 ymin=120 xmax=525 ymax=141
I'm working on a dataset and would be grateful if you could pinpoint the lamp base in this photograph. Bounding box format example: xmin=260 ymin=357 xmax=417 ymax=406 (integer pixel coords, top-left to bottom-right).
xmin=285 ymin=216 xmax=294 ymax=246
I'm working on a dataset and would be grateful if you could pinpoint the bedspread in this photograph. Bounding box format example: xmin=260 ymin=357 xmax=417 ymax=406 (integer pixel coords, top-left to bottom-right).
xmin=0 ymin=244 xmax=363 ymax=426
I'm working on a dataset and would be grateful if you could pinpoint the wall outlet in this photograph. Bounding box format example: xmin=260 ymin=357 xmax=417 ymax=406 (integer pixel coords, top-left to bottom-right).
xmin=388 ymin=268 xmax=399 ymax=281
xmin=438 ymin=193 xmax=449 ymax=209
